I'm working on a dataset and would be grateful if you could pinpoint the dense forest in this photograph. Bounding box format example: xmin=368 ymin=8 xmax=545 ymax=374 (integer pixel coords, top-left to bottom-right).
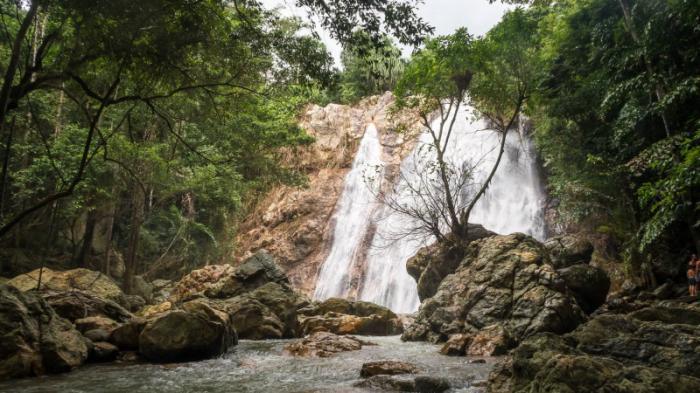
xmin=1 ymin=0 xmax=695 ymax=292
xmin=0 ymin=0 xmax=699 ymax=391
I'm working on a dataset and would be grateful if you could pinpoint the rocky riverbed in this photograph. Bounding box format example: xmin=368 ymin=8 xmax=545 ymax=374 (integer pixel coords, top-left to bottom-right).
xmin=0 ymin=336 xmax=494 ymax=393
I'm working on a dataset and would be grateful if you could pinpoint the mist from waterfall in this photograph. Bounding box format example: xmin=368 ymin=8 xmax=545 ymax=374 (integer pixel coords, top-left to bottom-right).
xmin=313 ymin=124 xmax=384 ymax=300
xmin=359 ymin=106 xmax=546 ymax=313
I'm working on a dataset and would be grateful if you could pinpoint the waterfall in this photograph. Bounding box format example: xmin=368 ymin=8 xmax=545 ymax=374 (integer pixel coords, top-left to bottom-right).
xmin=313 ymin=124 xmax=384 ymax=300
xmin=359 ymin=106 xmax=546 ymax=313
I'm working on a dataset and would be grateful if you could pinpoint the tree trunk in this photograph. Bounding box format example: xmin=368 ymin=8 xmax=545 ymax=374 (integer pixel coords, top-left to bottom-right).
xmin=0 ymin=117 xmax=15 ymax=218
xmin=76 ymin=209 xmax=97 ymax=268
xmin=0 ymin=2 xmax=39 ymax=134
xmin=123 ymin=188 xmax=144 ymax=294
xmin=102 ymin=203 xmax=116 ymax=276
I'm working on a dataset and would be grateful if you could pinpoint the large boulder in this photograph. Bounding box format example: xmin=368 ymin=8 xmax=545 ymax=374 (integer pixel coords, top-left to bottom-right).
xmin=42 ymin=290 xmax=132 ymax=323
xmin=109 ymin=317 xmax=147 ymax=351
xmin=298 ymin=298 xmax=403 ymax=336
xmin=407 ymin=224 xmax=495 ymax=301
xmin=558 ymin=264 xmax=610 ymax=314
xmin=0 ymin=285 xmax=88 ymax=380
xmin=209 ymin=282 xmax=308 ymax=339
xmin=544 ymin=234 xmax=594 ymax=269
xmin=8 ymin=268 xmax=126 ymax=306
xmin=138 ymin=300 xmax=237 ymax=362
xmin=169 ymin=251 xmax=289 ymax=302
xmin=403 ymin=234 xmax=586 ymax=348
xmin=284 ymin=331 xmax=370 ymax=357
xmin=487 ymin=303 xmax=700 ymax=392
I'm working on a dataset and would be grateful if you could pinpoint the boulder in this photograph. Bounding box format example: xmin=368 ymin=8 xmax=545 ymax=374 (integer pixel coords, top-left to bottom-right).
xmin=360 ymin=360 xmax=419 ymax=377
xmin=88 ymin=342 xmax=119 ymax=363
xmin=487 ymin=303 xmax=700 ymax=392
xmin=414 ymin=376 xmax=450 ymax=393
xmin=441 ymin=325 xmax=512 ymax=357
xmin=558 ymin=264 xmax=610 ymax=314
xmin=84 ymin=328 xmax=111 ymax=342
xmin=284 ymin=331 xmax=370 ymax=357
xmin=169 ymin=251 xmax=288 ymax=303
xmin=0 ymin=285 xmax=88 ymax=380
xmin=8 ymin=268 xmax=127 ymax=306
xmin=544 ymin=234 xmax=594 ymax=269
xmin=221 ymin=296 xmax=285 ymax=339
xmin=207 ymin=282 xmax=308 ymax=339
xmin=403 ymin=234 xmax=586 ymax=348
xmin=407 ymin=224 xmax=495 ymax=301
xmin=132 ymin=276 xmax=153 ymax=303
xmin=109 ymin=317 xmax=147 ymax=350
xmin=74 ymin=316 xmax=119 ymax=334
xmin=123 ymin=294 xmax=146 ymax=312
xmin=138 ymin=301 xmax=236 ymax=362
xmin=168 ymin=264 xmax=236 ymax=303
xmin=42 ymin=290 xmax=132 ymax=323
xmin=151 ymin=279 xmax=174 ymax=303
xmin=298 ymin=298 xmax=403 ymax=336
xmin=138 ymin=301 xmax=172 ymax=319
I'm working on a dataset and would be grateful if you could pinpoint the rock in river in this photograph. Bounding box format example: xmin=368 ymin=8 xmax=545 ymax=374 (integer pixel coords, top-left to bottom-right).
xmin=138 ymin=300 xmax=237 ymax=363
xmin=0 ymin=285 xmax=88 ymax=380
xmin=403 ymin=234 xmax=587 ymax=349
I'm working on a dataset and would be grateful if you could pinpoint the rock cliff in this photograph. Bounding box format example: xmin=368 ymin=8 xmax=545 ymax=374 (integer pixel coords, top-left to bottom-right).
xmin=234 ymin=93 xmax=426 ymax=295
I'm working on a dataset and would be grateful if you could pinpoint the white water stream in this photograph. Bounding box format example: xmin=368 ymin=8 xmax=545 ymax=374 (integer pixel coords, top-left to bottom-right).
xmin=313 ymin=124 xmax=384 ymax=300
xmin=315 ymin=106 xmax=546 ymax=313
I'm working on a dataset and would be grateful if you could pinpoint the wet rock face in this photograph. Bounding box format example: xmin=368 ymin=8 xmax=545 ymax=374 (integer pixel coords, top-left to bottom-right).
xmin=210 ymin=282 xmax=308 ymax=339
xmin=407 ymin=224 xmax=496 ymax=301
xmin=403 ymin=234 xmax=587 ymax=348
xmin=558 ymin=264 xmax=610 ymax=314
xmin=298 ymin=298 xmax=403 ymax=336
xmin=0 ymin=285 xmax=88 ymax=380
xmin=284 ymin=331 xmax=370 ymax=357
xmin=138 ymin=301 xmax=236 ymax=363
xmin=169 ymin=251 xmax=288 ymax=303
xmin=487 ymin=302 xmax=700 ymax=393
xmin=544 ymin=234 xmax=594 ymax=269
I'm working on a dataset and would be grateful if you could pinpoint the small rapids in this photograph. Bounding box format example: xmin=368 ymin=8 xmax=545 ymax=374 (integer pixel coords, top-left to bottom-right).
xmin=0 ymin=337 xmax=493 ymax=393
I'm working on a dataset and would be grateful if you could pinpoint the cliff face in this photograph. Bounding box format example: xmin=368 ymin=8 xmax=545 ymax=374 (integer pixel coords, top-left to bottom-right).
xmin=234 ymin=93 xmax=425 ymax=295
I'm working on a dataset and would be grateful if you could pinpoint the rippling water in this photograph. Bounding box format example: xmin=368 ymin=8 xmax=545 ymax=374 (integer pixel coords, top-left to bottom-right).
xmin=0 ymin=337 xmax=493 ymax=393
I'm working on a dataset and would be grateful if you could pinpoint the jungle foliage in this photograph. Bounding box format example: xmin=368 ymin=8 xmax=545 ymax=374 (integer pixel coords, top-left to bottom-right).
xmin=0 ymin=0 xmax=430 ymax=289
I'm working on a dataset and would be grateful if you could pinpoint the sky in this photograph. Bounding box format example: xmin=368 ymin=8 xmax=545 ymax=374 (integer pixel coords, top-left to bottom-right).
xmin=259 ymin=0 xmax=514 ymax=66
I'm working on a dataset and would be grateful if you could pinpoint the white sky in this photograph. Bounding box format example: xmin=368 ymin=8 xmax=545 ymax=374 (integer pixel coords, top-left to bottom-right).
xmin=260 ymin=0 xmax=514 ymax=66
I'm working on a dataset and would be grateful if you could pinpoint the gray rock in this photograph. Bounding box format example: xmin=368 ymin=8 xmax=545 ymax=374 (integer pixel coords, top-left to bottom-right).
xmin=558 ymin=264 xmax=610 ymax=314
xmin=407 ymin=224 xmax=495 ymax=301
xmin=360 ymin=360 xmax=419 ymax=377
xmin=88 ymin=341 xmax=119 ymax=363
xmin=138 ymin=301 xmax=236 ymax=362
xmin=544 ymin=234 xmax=594 ymax=269
xmin=487 ymin=304 xmax=700 ymax=392
xmin=415 ymin=376 xmax=450 ymax=393
xmin=0 ymin=285 xmax=88 ymax=380
xmin=403 ymin=234 xmax=586 ymax=347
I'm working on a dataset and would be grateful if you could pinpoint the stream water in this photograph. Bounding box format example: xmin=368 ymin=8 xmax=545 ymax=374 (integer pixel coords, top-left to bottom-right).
xmin=0 ymin=337 xmax=493 ymax=393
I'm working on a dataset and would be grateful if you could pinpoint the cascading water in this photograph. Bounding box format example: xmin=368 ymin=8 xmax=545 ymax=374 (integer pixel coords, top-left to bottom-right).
xmin=359 ymin=106 xmax=546 ymax=313
xmin=313 ymin=124 xmax=384 ymax=300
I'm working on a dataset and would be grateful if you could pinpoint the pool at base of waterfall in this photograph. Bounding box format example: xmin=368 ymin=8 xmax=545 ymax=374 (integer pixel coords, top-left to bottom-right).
xmin=0 ymin=336 xmax=494 ymax=393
